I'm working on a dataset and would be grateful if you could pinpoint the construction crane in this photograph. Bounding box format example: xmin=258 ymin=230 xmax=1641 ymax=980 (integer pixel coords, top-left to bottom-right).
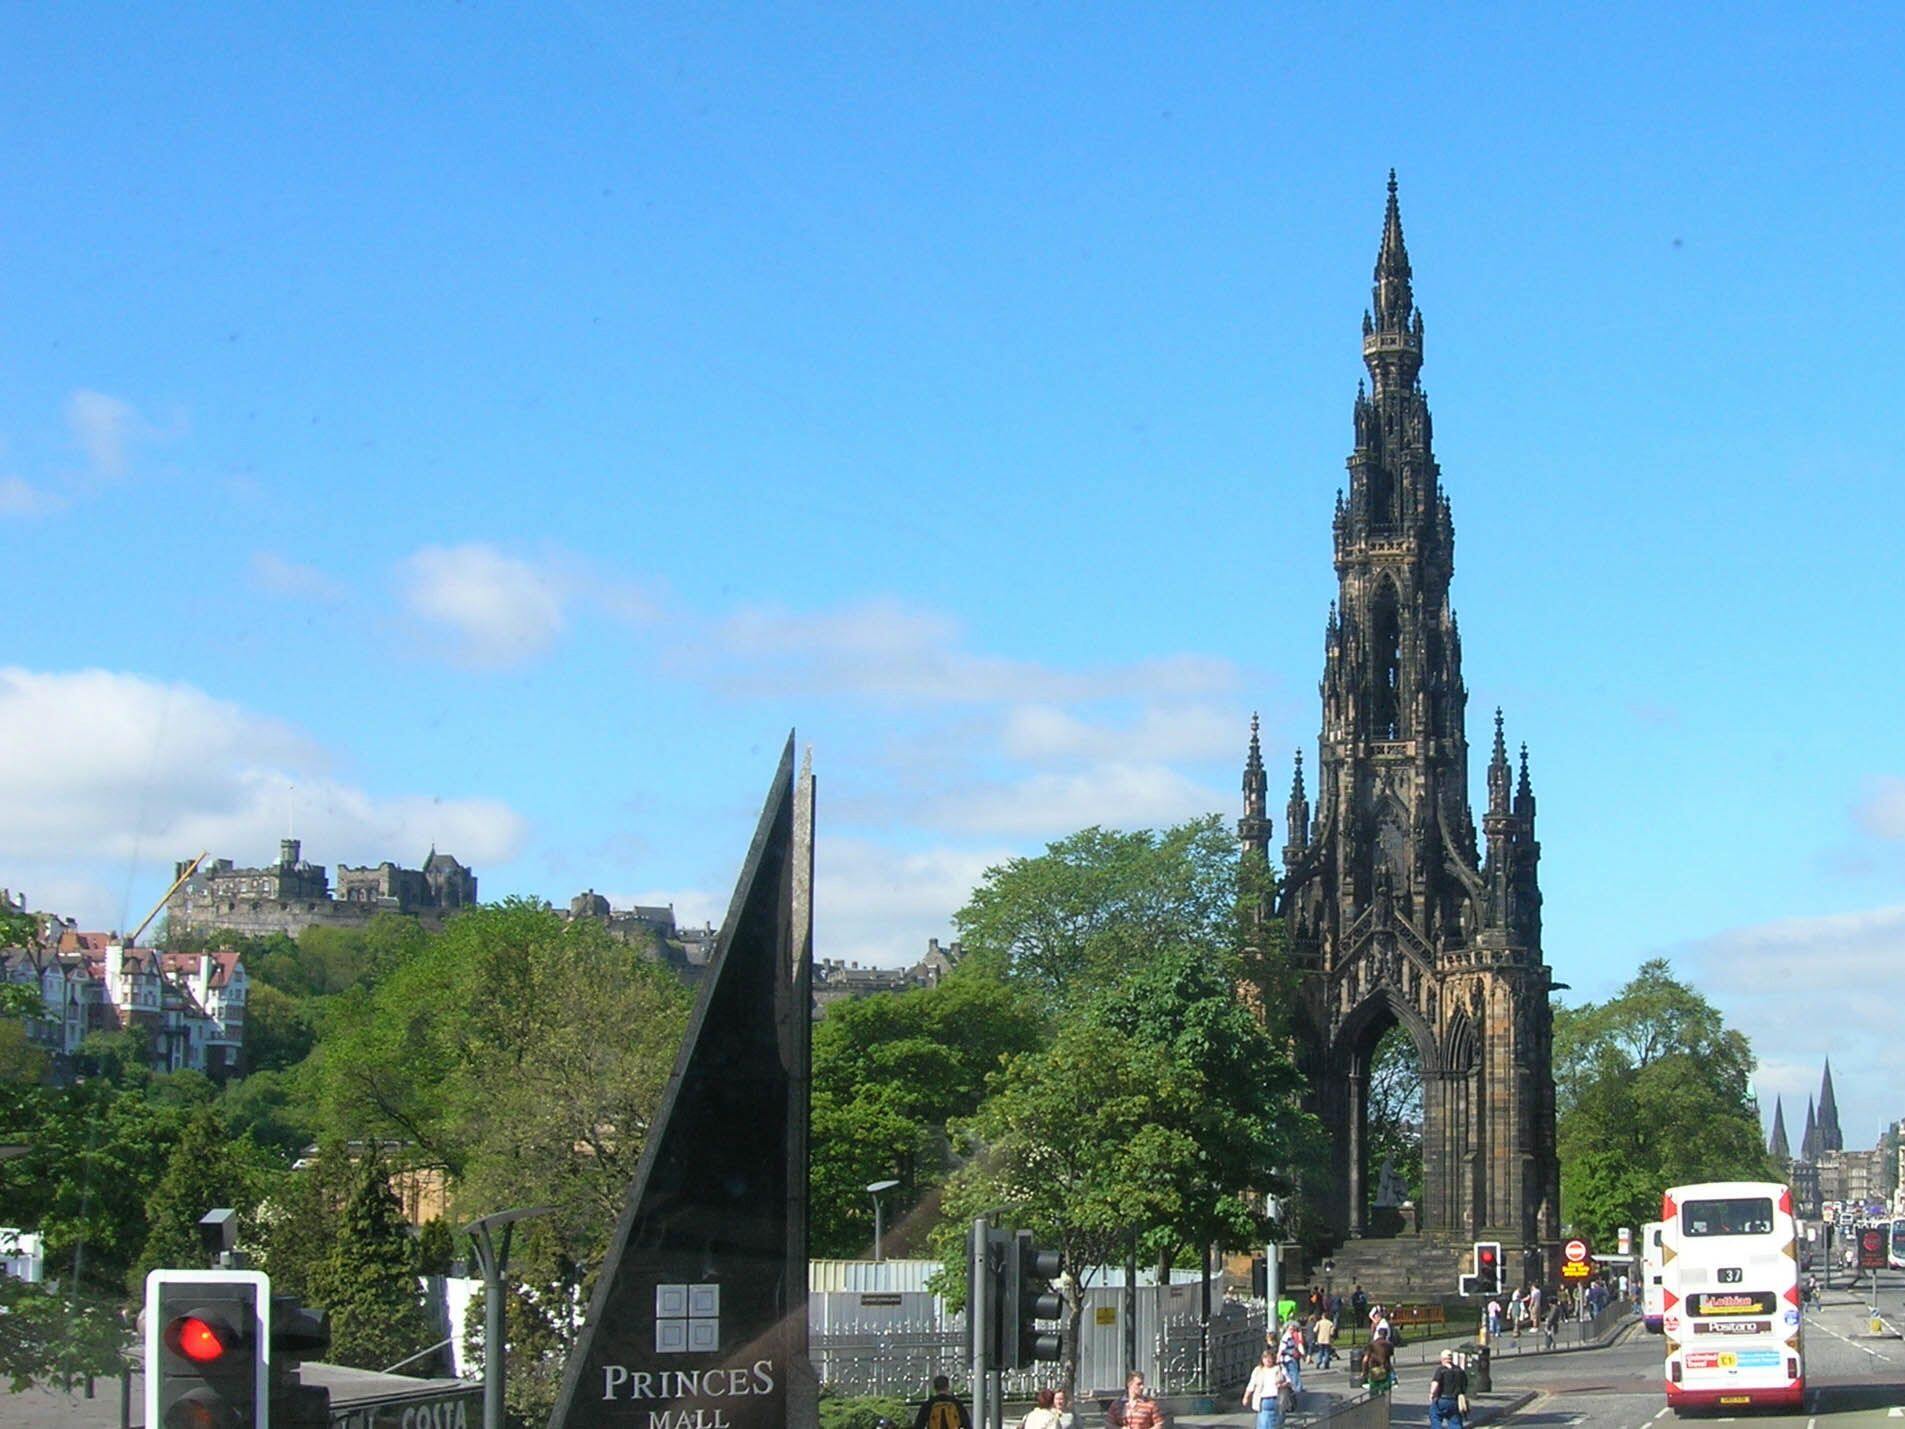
xmin=126 ymin=851 xmax=208 ymax=947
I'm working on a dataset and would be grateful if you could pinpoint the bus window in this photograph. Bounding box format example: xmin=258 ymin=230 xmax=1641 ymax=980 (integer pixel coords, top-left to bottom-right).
xmin=1682 ymin=1197 xmax=1775 ymax=1237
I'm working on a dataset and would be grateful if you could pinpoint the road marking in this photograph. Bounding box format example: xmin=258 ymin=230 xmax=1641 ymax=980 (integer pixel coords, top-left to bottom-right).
xmin=1807 ymin=1314 xmax=1894 ymax=1362
xmin=1888 ymin=1409 xmax=1903 ymax=1419
xmin=1650 ymin=1412 xmax=1667 ymax=1423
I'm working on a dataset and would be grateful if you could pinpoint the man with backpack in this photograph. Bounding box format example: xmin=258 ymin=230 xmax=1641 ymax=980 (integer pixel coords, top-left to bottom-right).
xmin=914 ymin=1376 xmax=971 ymax=1429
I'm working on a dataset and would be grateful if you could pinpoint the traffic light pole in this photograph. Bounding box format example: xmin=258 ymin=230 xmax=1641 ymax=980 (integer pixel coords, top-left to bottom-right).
xmin=971 ymin=1217 xmax=992 ymax=1429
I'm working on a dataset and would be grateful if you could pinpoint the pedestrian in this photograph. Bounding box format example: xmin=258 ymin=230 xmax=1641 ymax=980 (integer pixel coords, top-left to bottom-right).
xmin=1243 ymin=1349 xmax=1286 ymax=1429
xmin=1053 ymin=1391 xmax=1075 ymax=1429
xmin=1428 ymin=1349 xmax=1468 ymax=1429
xmin=1351 ymin=1285 xmax=1370 ymax=1329
xmin=1369 ymin=1306 xmax=1394 ymax=1349
xmin=1020 ymin=1390 xmax=1061 ymax=1429
xmin=1314 ymin=1308 xmax=1337 ymax=1369
xmin=913 ymin=1376 xmax=972 ymax=1429
xmin=1507 ymin=1285 xmax=1526 ymax=1338
xmin=1278 ymin=1318 xmax=1306 ymax=1394
xmin=1527 ymin=1283 xmax=1543 ymax=1327
xmin=1484 ymin=1295 xmax=1502 ymax=1340
xmin=1328 ymin=1290 xmax=1344 ymax=1323
xmin=1115 ymin=1372 xmax=1164 ymax=1429
xmin=1362 ymin=1333 xmax=1395 ymax=1396
xmin=1542 ymin=1297 xmax=1562 ymax=1351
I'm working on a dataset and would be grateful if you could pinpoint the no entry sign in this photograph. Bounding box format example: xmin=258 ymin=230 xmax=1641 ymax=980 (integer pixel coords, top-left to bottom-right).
xmin=1561 ymin=1238 xmax=1593 ymax=1279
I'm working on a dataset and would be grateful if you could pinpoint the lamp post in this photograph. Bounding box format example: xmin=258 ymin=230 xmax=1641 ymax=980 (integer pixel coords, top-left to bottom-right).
xmin=866 ymin=1180 xmax=900 ymax=1262
xmin=462 ymin=1206 xmax=554 ymax=1429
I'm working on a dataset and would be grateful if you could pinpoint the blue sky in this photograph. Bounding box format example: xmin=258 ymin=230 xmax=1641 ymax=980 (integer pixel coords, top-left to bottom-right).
xmin=2 ymin=5 xmax=1901 ymax=1143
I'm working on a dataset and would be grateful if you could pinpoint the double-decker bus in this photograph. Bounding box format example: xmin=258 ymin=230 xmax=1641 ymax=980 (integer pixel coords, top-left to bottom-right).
xmin=1888 ymin=1218 xmax=1905 ymax=1272
xmin=1660 ymin=1182 xmax=1803 ymax=1413
xmin=1641 ymin=1220 xmax=1666 ymax=1333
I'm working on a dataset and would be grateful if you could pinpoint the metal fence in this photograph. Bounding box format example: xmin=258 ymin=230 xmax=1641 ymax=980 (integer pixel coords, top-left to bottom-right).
xmin=809 ymin=1281 xmax=1265 ymax=1398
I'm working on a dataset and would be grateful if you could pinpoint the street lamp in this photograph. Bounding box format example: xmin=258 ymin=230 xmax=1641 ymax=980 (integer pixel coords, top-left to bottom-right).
xmin=462 ymin=1205 xmax=554 ymax=1429
xmin=867 ymin=1180 xmax=900 ymax=1262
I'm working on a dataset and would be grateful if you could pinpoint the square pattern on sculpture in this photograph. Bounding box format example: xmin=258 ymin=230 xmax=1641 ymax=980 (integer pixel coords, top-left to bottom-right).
xmin=656 ymin=1283 xmax=721 ymax=1354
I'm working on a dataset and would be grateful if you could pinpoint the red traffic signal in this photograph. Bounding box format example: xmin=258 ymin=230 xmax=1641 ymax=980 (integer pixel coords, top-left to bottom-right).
xmin=167 ymin=1314 xmax=236 ymax=1365
xmin=145 ymin=1270 xmax=268 ymax=1429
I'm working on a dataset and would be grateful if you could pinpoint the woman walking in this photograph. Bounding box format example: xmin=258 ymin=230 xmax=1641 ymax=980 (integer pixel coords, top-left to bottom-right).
xmin=1244 ymin=1350 xmax=1288 ymax=1429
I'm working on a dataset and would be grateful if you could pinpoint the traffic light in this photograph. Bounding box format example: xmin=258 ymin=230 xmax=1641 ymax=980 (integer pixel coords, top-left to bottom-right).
xmin=1473 ymin=1241 xmax=1503 ymax=1295
xmin=996 ymin=1229 xmax=1064 ymax=1370
xmin=145 ymin=1269 xmax=269 ymax=1429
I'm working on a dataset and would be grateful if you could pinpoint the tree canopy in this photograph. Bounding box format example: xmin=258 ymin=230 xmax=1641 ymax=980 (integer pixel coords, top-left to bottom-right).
xmin=1556 ymin=958 xmax=1773 ymax=1241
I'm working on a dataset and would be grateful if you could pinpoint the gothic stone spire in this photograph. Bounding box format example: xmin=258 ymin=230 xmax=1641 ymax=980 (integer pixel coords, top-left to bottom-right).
xmin=1818 ymin=1058 xmax=1844 ymax=1153
xmin=1238 ymin=713 xmax=1271 ymax=859
xmin=1283 ymin=749 xmax=1311 ymax=865
xmin=1768 ymin=1096 xmax=1791 ymax=1161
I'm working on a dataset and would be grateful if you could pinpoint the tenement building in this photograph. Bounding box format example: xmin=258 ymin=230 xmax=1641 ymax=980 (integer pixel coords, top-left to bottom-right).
xmin=165 ymin=839 xmax=477 ymax=940
xmin=1240 ymin=175 xmax=1561 ymax=1287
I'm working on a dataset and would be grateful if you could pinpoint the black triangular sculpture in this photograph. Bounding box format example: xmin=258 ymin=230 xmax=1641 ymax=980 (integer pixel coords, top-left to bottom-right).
xmin=550 ymin=734 xmax=814 ymax=1428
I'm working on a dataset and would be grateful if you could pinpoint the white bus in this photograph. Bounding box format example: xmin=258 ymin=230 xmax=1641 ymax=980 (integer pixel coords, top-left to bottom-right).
xmin=1641 ymin=1220 xmax=1665 ymax=1333
xmin=1660 ymin=1182 xmax=1803 ymax=1413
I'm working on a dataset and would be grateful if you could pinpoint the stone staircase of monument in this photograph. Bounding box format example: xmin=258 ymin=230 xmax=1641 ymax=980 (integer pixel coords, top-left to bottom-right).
xmin=1302 ymin=1235 xmax=1474 ymax=1312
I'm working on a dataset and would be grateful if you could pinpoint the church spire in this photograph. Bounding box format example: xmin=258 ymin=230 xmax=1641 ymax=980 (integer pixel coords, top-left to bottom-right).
xmin=1284 ymin=749 xmax=1311 ymax=865
xmin=1238 ymin=713 xmax=1271 ymax=861
xmin=1515 ymin=742 xmax=1537 ymax=822
xmin=1362 ymin=169 xmax=1424 ymax=397
xmin=1768 ymin=1096 xmax=1792 ymax=1161
xmin=1818 ymin=1058 xmax=1844 ymax=1153
xmin=1801 ymin=1097 xmax=1819 ymax=1162
xmin=1487 ymin=708 xmax=1511 ymax=816
xmin=1372 ymin=169 xmax=1413 ymax=330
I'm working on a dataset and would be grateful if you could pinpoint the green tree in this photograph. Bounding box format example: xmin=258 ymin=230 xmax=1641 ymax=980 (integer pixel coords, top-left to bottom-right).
xmin=809 ymin=970 xmax=1045 ymax=1256
xmin=1365 ymin=1025 xmax=1423 ymax=1206
xmin=1556 ymin=959 xmax=1773 ymax=1241
xmin=321 ymin=1156 xmax=434 ymax=1372
xmin=245 ymin=982 xmax=318 ymax=1072
xmin=130 ymin=1107 xmax=264 ymax=1291
xmin=926 ymin=818 xmax=1317 ymax=1399
xmin=954 ymin=818 xmax=1240 ymax=1008
xmin=0 ymin=1021 xmax=48 ymax=1083
xmin=1074 ymin=943 xmax=1316 ymax=1272
xmin=308 ymin=897 xmax=690 ymax=1395
xmin=0 ymin=1277 xmax=132 ymax=1393
xmin=218 ymin=1068 xmax=316 ymax=1160
xmin=254 ymin=1139 xmax=356 ymax=1303
xmin=0 ymin=1078 xmax=189 ymax=1300
xmin=932 ymin=1025 xmax=1204 ymax=1401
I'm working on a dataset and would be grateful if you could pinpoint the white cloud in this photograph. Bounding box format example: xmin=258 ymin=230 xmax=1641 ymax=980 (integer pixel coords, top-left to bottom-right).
xmin=1000 ymin=701 xmax=1244 ymax=763
xmin=1679 ymin=904 xmax=1905 ymax=1147
xmin=250 ymin=551 xmax=347 ymax=604
xmin=815 ymin=837 xmax=1009 ymax=967
xmin=595 ymin=842 xmax=1001 ymax=971
xmin=396 ymin=543 xmax=657 ymax=668
xmin=0 ymin=475 xmax=62 ymax=517
xmin=64 ymin=389 xmax=174 ymax=480
xmin=1855 ymin=777 xmax=1905 ymax=840
xmin=400 ymin=543 xmax=567 ymax=666
xmin=0 ymin=667 xmax=526 ymax=899
xmin=928 ymin=761 xmax=1230 ymax=838
xmin=711 ymin=599 xmax=1238 ymax=705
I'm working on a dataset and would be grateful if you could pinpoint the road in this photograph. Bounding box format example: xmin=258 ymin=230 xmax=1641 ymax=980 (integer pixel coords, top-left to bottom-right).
xmin=1485 ymin=1277 xmax=1905 ymax=1429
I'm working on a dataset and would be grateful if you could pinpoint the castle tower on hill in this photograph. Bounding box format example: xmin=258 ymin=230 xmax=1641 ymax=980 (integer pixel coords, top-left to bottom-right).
xmin=1241 ymin=175 xmax=1559 ymax=1274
